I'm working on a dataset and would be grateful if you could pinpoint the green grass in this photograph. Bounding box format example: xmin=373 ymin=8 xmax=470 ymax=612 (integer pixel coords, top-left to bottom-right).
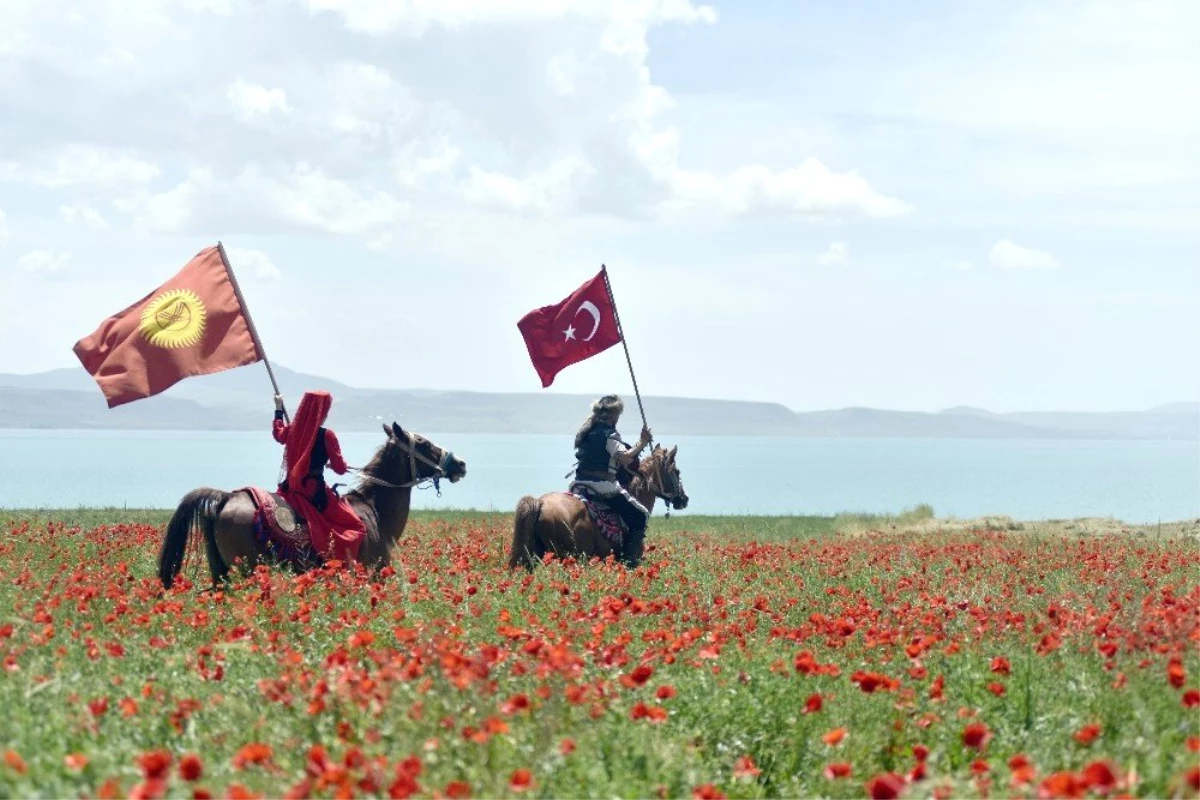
xmin=0 ymin=509 xmax=1195 ymax=799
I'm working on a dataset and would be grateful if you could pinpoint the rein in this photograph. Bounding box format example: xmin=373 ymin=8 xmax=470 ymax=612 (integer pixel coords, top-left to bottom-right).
xmin=341 ymin=431 xmax=457 ymax=496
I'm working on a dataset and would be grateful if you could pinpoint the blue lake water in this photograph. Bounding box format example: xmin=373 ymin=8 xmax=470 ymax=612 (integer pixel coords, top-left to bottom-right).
xmin=0 ymin=430 xmax=1196 ymax=523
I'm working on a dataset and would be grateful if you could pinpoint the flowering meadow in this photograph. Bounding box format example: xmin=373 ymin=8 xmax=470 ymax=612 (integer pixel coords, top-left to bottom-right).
xmin=1 ymin=510 xmax=1197 ymax=800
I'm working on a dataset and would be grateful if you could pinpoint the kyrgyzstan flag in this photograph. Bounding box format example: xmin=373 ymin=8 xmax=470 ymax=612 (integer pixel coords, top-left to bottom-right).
xmin=517 ymin=268 xmax=622 ymax=387
xmin=73 ymin=245 xmax=262 ymax=408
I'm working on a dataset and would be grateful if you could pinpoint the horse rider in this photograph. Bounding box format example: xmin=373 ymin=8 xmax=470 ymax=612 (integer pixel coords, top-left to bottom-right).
xmin=273 ymin=390 xmax=366 ymax=563
xmin=571 ymin=394 xmax=653 ymax=567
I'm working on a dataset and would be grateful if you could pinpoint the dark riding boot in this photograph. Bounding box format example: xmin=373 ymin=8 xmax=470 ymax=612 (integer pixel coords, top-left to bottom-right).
xmin=620 ymin=524 xmax=646 ymax=568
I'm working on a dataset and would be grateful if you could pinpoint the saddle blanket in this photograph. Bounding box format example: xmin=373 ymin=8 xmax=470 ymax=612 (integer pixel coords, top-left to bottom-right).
xmin=566 ymin=483 xmax=625 ymax=547
xmin=237 ymin=486 xmax=321 ymax=570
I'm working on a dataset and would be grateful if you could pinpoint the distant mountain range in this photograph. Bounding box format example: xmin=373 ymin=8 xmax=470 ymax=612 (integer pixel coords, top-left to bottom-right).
xmin=0 ymin=364 xmax=1196 ymax=440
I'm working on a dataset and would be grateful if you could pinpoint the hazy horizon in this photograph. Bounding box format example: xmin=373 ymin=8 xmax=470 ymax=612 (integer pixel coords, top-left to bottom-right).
xmin=2 ymin=1 xmax=1197 ymax=415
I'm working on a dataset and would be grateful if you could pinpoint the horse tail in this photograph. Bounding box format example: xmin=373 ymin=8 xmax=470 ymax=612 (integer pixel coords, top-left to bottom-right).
xmin=509 ymin=495 xmax=541 ymax=570
xmin=159 ymin=488 xmax=229 ymax=589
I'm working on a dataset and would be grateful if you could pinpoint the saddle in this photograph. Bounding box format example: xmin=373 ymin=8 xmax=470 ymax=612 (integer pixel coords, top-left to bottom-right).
xmin=567 ymin=483 xmax=626 ymax=547
xmin=237 ymin=486 xmax=321 ymax=569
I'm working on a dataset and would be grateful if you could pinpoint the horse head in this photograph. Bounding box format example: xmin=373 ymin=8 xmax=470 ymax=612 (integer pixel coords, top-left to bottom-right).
xmin=368 ymin=422 xmax=468 ymax=487
xmin=648 ymin=444 xmax=688 ymax=510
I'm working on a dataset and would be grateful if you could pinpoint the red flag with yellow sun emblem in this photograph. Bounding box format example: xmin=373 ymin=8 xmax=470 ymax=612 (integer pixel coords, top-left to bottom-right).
xmin=73 ymin=245 xmax=262 ymax=407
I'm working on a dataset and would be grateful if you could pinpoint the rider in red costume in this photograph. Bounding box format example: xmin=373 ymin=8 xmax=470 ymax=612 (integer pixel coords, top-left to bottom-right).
xmin=273 ymin=390 xmax=366 ymax=563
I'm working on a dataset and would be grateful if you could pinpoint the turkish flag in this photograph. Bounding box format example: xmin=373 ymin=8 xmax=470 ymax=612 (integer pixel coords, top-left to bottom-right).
xmin=517 ymin=269 xmax=622 ymax=387
xmin=73 ymin=245 xmax=262 ymax=407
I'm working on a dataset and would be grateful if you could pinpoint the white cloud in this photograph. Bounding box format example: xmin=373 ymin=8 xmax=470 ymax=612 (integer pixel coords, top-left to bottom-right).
xmin=664 ymin=157 xmax=912 ymax=220
xmin=989 ymin=239 xmax=1061 ymax=270
xmin=462 ymin=157 xmax=593 ymax=214
xmin=395 ymin=141 xmax=461 ymax=188
xmin=818 ymin=242 xmax=850 ymax=267
xmin=0 ymin=145 xmax=160 ymax=190
xmin=17 ymin=250 xmax=71 ymax=274
xmin=227 ymin=79 xmax=289 ymax=116
xmin=59 ymin=204 xmax=108 ymax=230
xmin=226 ymin=247 xmax=282 ymax=280
xmin=295 ymin=0 xmax=718 ymax=36
xmin=135 ymin=164 xmax=409 ymax=237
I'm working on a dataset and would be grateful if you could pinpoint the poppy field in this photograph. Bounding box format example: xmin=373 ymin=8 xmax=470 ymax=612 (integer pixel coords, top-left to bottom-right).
xmin=1 ymin=510 xmax=1197 ymax=799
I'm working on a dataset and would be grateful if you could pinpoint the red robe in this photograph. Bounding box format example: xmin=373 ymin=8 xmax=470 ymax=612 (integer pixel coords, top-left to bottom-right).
xmin=273 ymin=391 xmax=366 ymax=564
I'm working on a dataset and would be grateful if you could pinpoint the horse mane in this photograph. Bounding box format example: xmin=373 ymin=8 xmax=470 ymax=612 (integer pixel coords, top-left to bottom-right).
xmin=623 ymin=446 xmax=662 ymax=497
xmin=343 ymin=436 xmax=395 ymax=505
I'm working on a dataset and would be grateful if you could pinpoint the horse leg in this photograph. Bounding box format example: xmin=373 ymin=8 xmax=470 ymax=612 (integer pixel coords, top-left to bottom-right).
xmin=210 ymin=493 xmax=261 ymax=583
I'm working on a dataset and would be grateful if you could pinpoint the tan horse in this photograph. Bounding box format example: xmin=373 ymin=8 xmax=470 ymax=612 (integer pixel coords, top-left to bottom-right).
xmin=508 ymin=444 xmax=688 ymax=570
xmin=158 ymin=422 xmax=467 ymax=588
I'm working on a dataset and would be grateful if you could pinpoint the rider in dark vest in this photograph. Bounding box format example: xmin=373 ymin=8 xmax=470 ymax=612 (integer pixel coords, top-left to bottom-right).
xmin=571 ymin=394 xmax=652 ymax=567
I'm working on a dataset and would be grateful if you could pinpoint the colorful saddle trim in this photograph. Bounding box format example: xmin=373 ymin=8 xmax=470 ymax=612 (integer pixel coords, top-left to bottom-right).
xmin=567 ymin=483 xmax=626 ymax=547
xmin=237 ymin=486 xmax=322 ymax=570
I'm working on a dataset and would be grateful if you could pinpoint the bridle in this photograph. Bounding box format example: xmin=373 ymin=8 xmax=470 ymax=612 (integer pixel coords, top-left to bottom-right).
xmin=647 ymin=450 xmax=686 ymax=511
xmin=346 ymin=430 xmax=458 ymax=496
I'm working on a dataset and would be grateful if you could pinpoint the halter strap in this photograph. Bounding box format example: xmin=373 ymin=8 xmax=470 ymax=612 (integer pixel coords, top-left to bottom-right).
xmin=344 ymin=431 xmax=456 ymax=494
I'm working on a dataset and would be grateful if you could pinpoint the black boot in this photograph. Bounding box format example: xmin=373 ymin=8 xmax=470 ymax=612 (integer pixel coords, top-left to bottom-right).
xmin=620 ymin=525 xmax=646 ymax=568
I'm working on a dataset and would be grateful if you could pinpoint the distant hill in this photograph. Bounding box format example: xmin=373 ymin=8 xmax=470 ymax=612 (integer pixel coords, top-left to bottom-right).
xmin=0 ymin=364 xmax=1196 ymax=439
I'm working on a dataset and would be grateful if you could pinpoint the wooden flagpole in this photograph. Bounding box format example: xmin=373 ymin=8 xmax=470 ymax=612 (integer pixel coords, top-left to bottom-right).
xmin=216 ymin=241 xmax=289 ymax=423
xmin=600 ymin=264 xmax=649 ymax=435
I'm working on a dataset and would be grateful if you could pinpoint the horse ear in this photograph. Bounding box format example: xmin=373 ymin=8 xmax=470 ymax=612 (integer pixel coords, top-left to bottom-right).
xmin=669 ymin=445 xmax=677 ymax=460
xmin=382 ymin=423 xmax=392 ymax=438
xmin=392 ymin=421 xmax=405 ymax=439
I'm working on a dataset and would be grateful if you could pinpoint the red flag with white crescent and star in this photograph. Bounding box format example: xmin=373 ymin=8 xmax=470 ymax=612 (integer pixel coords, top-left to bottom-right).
xmin=517 ymin=269 xmax=622 ymax=387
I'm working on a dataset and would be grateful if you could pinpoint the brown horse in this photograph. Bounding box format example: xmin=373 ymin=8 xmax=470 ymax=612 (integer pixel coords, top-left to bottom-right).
xmin=158 ymin=422 xmax=467 ymax=588
xmin=508 ymin=444 xmax=688 ymax=570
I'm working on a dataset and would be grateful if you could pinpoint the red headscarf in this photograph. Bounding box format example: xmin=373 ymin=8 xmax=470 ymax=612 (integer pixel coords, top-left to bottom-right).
xmin=284 ymin=390 xmax=333 ymax=490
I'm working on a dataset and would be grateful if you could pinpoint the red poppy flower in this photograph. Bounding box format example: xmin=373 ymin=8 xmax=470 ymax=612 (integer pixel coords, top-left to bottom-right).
xmin=823 ymin=727 xmax=847 ymax=746
xmin=804 ymin=693 xmax=823 ymax=714
xmin=691 ymin=784 xmax=726 ymax=799
xmin=501 ymin=693 xmax=531 ymax=715
xmin=1009 ymin=754 xmax=1037 ymax=786
xmin=1167 ymin=658 xmax=1186 ymax=689
xmin=232 ymin=743 xmax=273 ymax=769
xmin=912 ymin=744 xmax=929 ymax=762
xmin=622 ymin=664 xmax=654 ymax=688
xmin=733 ymin=755 xmax=760 ymax=780
xmin=179 ymin=753 xmax=203 ymax=781
xmin=1038 ymin=771 xmax=1085 ymax=799
xmin=1183 ymin=689 xmax=1199 ymax=708
xmin=1072 ymin=723 xmax=1101 ymax=746
xmin=851 ymin=670 xmax=900 ymax=693
xmin=990 ymin=656 xmax=1011 ymax=675
xmin=1185 ymin=766 xmax=1200 ymax=792
xmin=509 ymin=769 xmax=534 ymax=792
xmin=656 ymin=685 xmax=677 ymax=700
xmin=1080 ymin=760 xmax=1118 ymax=793
xmin=138 ymin=750 xmax=172 ymax=780
xmin=444 ymin=780 xmax=471 ymax=799
xmin=865 ymin=772 xmax=906 ymax=800
xmin=824 ymin=763 xmax=852 ymax=780
xmin=4 ymin=750 xmax=27 ymax=775
xmin=962 ymin=722 xmax=991 ymax=750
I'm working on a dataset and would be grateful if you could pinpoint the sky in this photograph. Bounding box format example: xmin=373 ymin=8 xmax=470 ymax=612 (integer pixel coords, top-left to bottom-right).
xmin=1 ymin=0 xmax=1197 ymax=414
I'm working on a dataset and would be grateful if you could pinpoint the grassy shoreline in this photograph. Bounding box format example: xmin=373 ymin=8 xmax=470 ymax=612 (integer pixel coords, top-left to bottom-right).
xmin=0 ymin=508 xmax=860 ymax=542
